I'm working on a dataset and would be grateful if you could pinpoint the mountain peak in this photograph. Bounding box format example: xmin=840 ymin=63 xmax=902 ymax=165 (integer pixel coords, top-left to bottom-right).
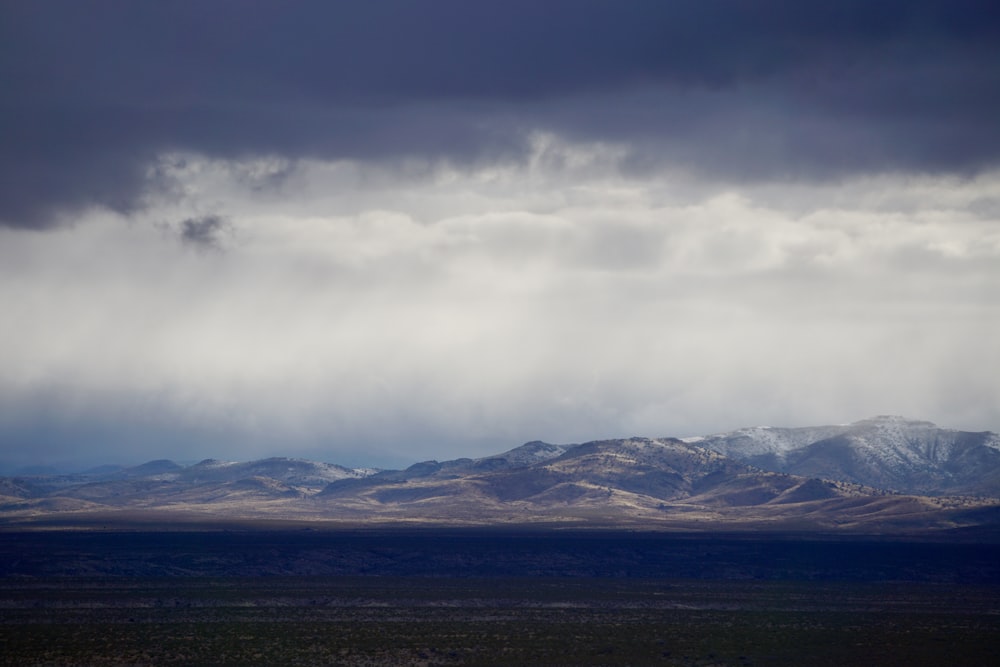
xmin=696 ymin=417 xmax=1000 ymax=496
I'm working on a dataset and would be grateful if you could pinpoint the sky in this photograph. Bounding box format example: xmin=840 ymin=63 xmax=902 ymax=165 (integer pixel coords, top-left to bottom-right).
xmin=1 ymin=1 xmax=999 ymax=470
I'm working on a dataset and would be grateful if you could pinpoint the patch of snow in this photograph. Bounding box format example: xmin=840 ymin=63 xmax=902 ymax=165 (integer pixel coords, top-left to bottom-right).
xmin=148 ymin=473 xmax=180 ymax=481
xmin=197 ymin=459 xmax=238 ymax=468
xmin=479 ymin=442 xmax=573 ymax=467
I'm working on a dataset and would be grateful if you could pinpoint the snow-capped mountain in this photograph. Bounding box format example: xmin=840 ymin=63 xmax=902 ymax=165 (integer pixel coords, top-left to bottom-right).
xmin=314 ymin=435 xmax=992 ymax=531
xmin=1 ymin=418 xmax=998 ymax=532
xmin=176 ymin=457 xmax=371 ymax=488
xmin=693 ymin=416 xmax=1000 ymax=497
xmin=368 ymin=440 xmax=577 ymax=482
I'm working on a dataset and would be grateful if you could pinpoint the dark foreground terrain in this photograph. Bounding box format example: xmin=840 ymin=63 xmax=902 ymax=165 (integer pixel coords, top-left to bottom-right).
xmin=2 ymin=527 xmax=999 ymax=666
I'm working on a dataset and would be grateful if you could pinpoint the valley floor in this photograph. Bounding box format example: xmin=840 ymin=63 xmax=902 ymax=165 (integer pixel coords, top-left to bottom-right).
xmin=2 ymin=576 xmax=999 ymax=666
xmin=2 ymin=527 xmax=999 ymax=665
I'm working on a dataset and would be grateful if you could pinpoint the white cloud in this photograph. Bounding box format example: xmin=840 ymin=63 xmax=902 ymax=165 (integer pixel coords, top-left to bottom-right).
xmin=2 ymin=142 xmax=998 ymax=465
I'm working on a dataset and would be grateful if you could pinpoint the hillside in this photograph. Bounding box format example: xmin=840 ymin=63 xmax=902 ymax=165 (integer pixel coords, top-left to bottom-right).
xmin=692 ymin=416 xmax=1000 ymax=497
xmin=2 ymin=424 xmax=998 ymax=534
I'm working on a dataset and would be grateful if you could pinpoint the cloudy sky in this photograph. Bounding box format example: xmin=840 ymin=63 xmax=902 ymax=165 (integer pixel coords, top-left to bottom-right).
xmin=2 ymin=1 xmax=999 ymax=470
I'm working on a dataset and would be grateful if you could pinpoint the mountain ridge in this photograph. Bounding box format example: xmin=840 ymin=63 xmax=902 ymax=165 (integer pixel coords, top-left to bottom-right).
xmin=691 ymin=415 xmax=1000 ymax=497
xmin=1 ymin=417 xmax=998 ymax=533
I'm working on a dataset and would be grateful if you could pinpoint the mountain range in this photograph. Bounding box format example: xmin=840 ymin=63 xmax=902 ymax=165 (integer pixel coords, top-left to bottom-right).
xmin=2 ymin=416 xmax=998 ymax=533
xmin=690 ymin=415 xmax=1000 ymax=497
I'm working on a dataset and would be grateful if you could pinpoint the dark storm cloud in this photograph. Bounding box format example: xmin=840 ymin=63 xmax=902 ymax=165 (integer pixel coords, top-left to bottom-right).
xmin=179 ymin=215 xmax=231 ymax=250
xmin=2 ymin=0 xmax=999 ymax=228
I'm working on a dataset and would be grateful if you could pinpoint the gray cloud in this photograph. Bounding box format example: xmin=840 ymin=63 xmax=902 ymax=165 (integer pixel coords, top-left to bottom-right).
xmin=1 ymin=2 xmax=998 ymax=470
xmin=2 ymin=1 xmax=999 ymax=227
xmin=1 ymin=158 xmax=997 ymax=468
xmin=179 ymin=215 xmax=232 ymax=250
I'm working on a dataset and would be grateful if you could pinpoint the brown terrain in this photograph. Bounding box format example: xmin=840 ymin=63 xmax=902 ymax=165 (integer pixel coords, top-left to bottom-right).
xmin=2 ymin=432 xmax=998 ymax=534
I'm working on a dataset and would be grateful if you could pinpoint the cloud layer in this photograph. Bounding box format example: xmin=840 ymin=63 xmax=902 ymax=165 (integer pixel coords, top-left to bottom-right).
xmin=3 ymin=1 xmax=1000 ymax=227
xmin=1 ymin=2 xmax=998 ymax=468
xmin=2 ymin=146 xmax=997 ymax=466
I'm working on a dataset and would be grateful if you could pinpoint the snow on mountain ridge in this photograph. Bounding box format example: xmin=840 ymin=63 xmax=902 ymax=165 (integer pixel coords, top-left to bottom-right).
xmin=474 ymin=441 xmax=575 ymax=468
xmin=181 ymin=457 xmax=374 ymax=488
xmin=696 ymin=424 xmax=845 ymax=460
xmin=693 ymin=416 xmax=1000 ymax=496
